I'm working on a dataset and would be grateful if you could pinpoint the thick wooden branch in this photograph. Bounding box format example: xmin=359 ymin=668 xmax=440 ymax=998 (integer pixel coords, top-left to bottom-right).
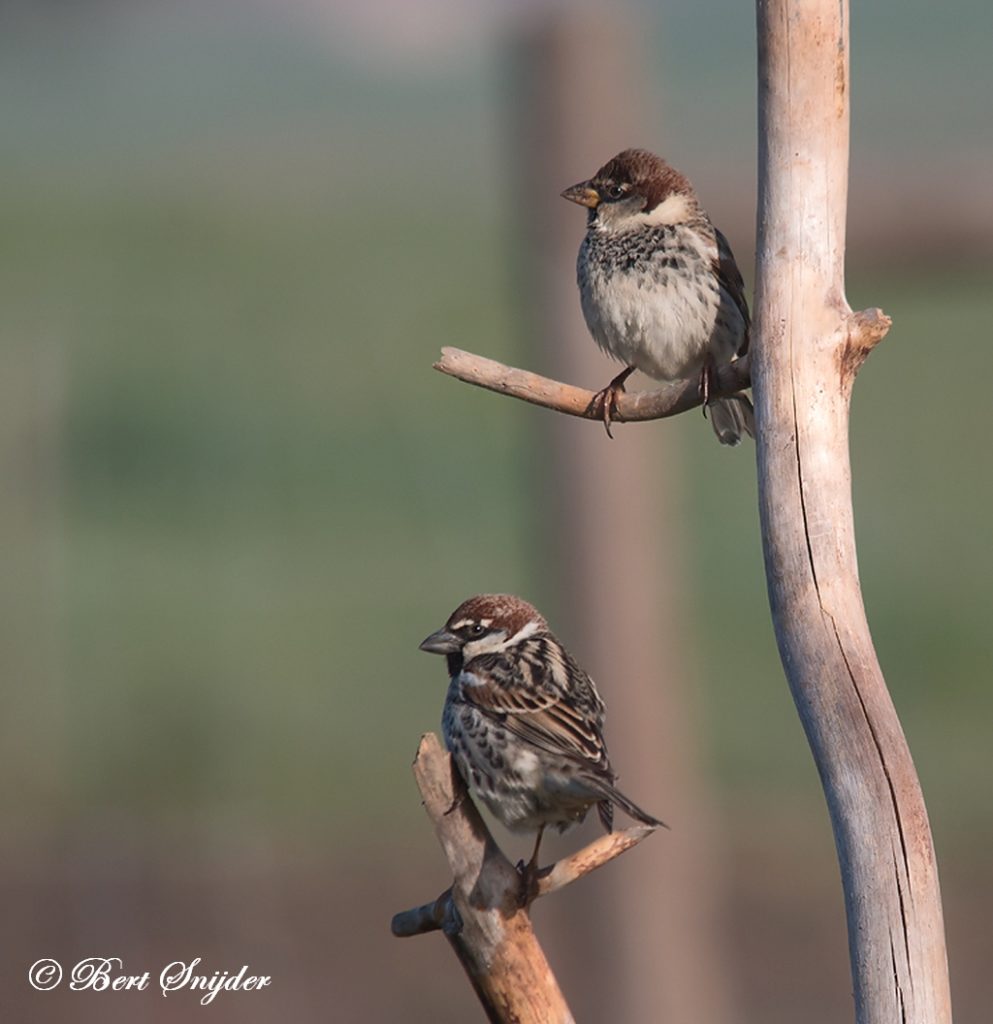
xmin=434 ymin=346 xmax=750 ymax=425
xmin=391 ymin=733 xmax=658 ymax=1022
xmin=754 ymin=2 xmax=951 ymax=1022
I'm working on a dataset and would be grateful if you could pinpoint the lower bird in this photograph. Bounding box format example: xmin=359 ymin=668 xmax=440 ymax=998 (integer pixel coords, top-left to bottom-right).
xmin=419 ymin=594 xmax=665 ymax=874
xmin=562 ymin=147 xmax=754 ymax=444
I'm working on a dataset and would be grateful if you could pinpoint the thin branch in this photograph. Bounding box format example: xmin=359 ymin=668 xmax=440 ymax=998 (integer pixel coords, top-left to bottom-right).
xmin=434 ymin=346 xmax=751 ymax=425
xmin=534 ymin=824 xmax=659 ymax=898
xmin=393 ymin=820 xmax=656 ymax=939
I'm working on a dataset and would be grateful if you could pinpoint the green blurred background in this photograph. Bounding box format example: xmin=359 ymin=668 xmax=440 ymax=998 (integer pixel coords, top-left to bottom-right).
xmin=1 ymin=2 xmax=990 ymax=1021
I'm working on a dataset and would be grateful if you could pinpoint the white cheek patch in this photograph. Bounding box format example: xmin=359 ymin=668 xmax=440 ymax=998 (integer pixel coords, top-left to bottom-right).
xmin=629 ymin=192 xmax=692 ymax=227
xmin=463 ymin=631 xmax=510 ymax=659
xmin=463 ymin=619 xmax=539 ymax=660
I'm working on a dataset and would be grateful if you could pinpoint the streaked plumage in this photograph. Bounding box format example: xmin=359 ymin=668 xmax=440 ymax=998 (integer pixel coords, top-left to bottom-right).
xmin=419 ymin=594 xmax=664 ymax=842
xmin=562 ymin=148 xmax=754 ymax=445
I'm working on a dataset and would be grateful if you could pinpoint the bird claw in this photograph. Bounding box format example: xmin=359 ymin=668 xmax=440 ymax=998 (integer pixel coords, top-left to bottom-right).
xmin=591 ymin=387 xmax=620 ymax=439
xmin=516 ymin=858 xmax=541 ymax=908
xmin=515 ymin=826 xmax=545 ymax=907
xmin=590 ymin=366 xmax=636 ymax=438
xmin=443 ymin=789 xmax=466 ymax=816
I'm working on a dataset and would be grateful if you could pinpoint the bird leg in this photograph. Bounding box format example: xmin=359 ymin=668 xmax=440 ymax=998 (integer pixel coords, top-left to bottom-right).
xmin=517 ymin=826 xmax=546 ymax=906
xmin=699 ymin=353 xmax=716 ymax=418
xmin=590 ymin=366 xmax=635 ymax=439
xmin=527 ymin=826 xmax=545 ymax=874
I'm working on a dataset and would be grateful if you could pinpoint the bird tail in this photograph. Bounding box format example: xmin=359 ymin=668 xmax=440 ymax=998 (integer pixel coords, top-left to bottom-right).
xmin=707 ymin=393 xmax=755 ymax=446
xmin=594 ymin=783 xmax=668 ymax=833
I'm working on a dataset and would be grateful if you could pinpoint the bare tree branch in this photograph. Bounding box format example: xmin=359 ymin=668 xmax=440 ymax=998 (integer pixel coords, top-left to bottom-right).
xmin=534 ymin=825 xmax=658 ymax=899
xmin=391 ymin=889 xmax=457 ymax=939
xmin=754 ymin=2 xmax=951 ymax=1021
xmin=434 ymin=346 xmax=750 ymax=425
xmin=391 ymin=734 xmax=659 ymax=1021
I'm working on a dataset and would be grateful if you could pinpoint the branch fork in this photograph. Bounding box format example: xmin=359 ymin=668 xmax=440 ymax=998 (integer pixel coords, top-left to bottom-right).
xmin=391 ymin=733 xmax=660 ymax=1021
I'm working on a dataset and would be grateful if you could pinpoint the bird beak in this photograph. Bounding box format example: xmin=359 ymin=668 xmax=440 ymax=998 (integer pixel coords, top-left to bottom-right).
xmin=561 ymin=181 xmax=600 ymax=208
xmin=419 ymin=627 xmax=460 ymax=655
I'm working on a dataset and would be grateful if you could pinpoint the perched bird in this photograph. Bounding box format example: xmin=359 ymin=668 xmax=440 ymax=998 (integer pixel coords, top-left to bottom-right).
xmin=562 ymin=147 xmax=754 ymax=445
xmin=419 ymin=594 xmax=665 ymax=871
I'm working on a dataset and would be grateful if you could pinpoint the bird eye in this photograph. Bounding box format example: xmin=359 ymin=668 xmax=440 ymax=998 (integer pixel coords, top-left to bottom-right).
xmin=605 ymin=183 xmax=626 ymax=200
xmin=469 ymin=623 xmax=486 ymax=636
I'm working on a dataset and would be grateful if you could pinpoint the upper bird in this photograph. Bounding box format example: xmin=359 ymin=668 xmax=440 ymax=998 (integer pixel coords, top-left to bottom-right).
xmin=420 ymin=594 xmax=665 ymax=872
xmin=562 ymin=148 xmax=754 ymax=445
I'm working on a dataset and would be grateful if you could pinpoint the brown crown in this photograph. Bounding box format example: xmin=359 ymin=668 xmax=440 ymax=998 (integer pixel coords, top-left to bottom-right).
xmin=445 ymin=594 xmax=548 ymax=635
xmin=593 ymin=148 xmax=694 ymax=210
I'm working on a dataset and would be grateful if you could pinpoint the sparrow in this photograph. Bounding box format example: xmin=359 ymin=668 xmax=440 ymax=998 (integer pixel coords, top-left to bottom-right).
xmin=419 ymin=594 xmax=665 ymax=873
xmin=562 ymin=148 xmax=754 ymax=445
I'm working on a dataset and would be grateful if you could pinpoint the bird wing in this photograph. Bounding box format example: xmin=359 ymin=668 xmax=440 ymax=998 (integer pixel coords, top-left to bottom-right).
xmin=713 ymin=227 xmax=750 ymax=356
xmin=460 ymin=642 xmax=610 ymax=773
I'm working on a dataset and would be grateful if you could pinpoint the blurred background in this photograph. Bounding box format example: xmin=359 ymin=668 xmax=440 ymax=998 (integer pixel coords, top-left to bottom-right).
xmin=2 ymin=1 xmax=991 ymax=1021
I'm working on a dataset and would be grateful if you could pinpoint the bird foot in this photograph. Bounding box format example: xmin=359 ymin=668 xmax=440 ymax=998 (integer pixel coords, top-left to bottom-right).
xmin=516 ymin=857 xmax=541 ymax=907
xmin=443 ymin=788 xmax=466 ymax=817
xmin=590 ymin=366 xmax=636 ymax=438
xmin=515 ymin=826 xmax=545 ymax=907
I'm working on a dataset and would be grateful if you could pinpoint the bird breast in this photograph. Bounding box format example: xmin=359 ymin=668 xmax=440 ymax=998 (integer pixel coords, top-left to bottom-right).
xmin=577 ymin=224 xmax=733 ymax=382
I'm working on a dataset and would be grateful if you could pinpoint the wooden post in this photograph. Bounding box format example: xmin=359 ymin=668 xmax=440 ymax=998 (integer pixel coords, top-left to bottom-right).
xmin=0 ymin=341 xmax=66 ymax=805
xmin=510 ymin=13 xmax=734 ymax=1023
xmin=753 ymin=1 xmax=953 ymax=1021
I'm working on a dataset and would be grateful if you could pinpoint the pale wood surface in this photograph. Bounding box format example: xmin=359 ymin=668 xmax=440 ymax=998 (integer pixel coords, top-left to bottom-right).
xmin=753 ymin=1 xmax=952 ymax=1021
xmin=434 ymin=345 xmax=750 ymax=427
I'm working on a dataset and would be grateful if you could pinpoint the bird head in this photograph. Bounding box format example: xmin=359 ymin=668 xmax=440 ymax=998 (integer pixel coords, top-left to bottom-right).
xmin=419 ymin=594 xmax=547 ymax=671
xmin=561 ymin=148 xmax=697 ymax=232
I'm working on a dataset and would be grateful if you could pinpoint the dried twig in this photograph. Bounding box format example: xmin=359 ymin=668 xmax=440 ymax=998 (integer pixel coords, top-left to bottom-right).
xmin=433 ymin=346 xmax=750 ymax=426
xmin=534 ymin=824 xmax=658 ymax=898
